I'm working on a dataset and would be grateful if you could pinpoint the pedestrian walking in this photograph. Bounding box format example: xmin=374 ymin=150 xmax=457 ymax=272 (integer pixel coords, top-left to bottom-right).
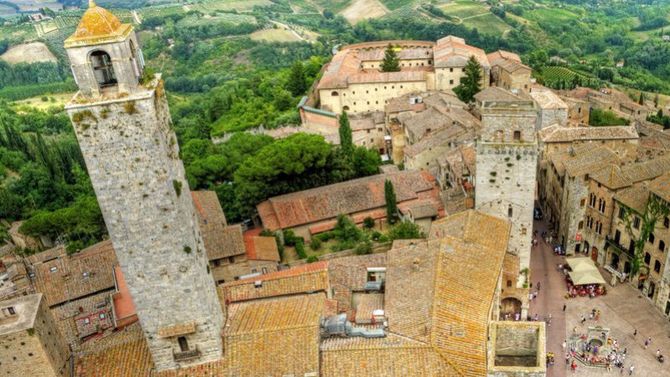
xmin=571 ymin=360 xmax=577 ymax=373
xmin=566 ymin=353 xmax=570 ymax=365
xmin=633 ymin=329 xmax=637 ymax=337
xmin=645 ymin=337 xmax=651 ymax=349
xmin=537 ymin=281 xmax=541 ymax=290
xmin=562 ymin=340 xmax=567 ymax=350
xmin=581 ymin=315 xmax=586 ymax=324
xmin=657 ymin=349 xmax=661 ymax=357
xmin=563 ymin=303 xmax=566 ymax=312
xmin=629 ymin=365 xmax=634 ymax=375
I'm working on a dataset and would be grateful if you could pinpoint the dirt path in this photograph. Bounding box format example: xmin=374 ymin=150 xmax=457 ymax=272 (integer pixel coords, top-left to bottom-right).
xmin=132 ymin=10 xmax=141 ymax=25
xmin=269 ymin=20 xmax=305 ymax=42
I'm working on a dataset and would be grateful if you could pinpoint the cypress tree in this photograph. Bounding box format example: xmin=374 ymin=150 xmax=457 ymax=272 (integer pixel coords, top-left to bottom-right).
xmin=286 ymin=61 xmax=307 ymax=96
xmin=338 ymin=111 xmax=353 ymax=154
xmin=453 ymin=56 xmax=482 ymax=103
xmin=385 ymin=179 xmax=398 ymax=224
xmin=638 ymin=92 xmax=645 ymax=105
xmin=381 ymin=44 xmax=400 ymax=72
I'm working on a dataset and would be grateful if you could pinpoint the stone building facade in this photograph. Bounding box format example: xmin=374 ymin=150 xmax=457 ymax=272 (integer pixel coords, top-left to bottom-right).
xmin=0 ymin=294 xmax=71 ymax=377
xmin=63 ymin=3 xmax=223 ymax=371
xmin=475 ymin=89 xmax=538 ymax=280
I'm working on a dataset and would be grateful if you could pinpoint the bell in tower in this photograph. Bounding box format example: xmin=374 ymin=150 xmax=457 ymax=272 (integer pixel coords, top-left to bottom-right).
xmin=64 ymin=0 xmax=144 ymax=97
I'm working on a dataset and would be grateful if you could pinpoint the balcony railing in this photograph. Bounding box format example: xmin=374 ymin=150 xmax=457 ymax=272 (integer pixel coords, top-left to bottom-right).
xmin=173 ymin=347 xmax=200 ymax=362
xmin=605 ymin=236 xmax=635 ymax=258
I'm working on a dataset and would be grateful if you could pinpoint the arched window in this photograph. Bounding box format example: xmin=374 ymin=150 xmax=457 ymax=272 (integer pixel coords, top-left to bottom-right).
xmin=660 ymin=240 xmax=665 ymax=252
xmin=90 ymin=50 xmax=117 ymax=88
xmin=644 ymin=252 xmax=651 ymax=265
xmin=331 ymin=91 xmax=339 ymax=96
xmin=342 ymin=106 xmax=350 ymax=111
xmin=654 ymin=260 xmax=661 ymax=273
xmin=508 ymin=205 xmax=513 ymax=218
xmin=649 ymin=233 xmax=655 ymax=244
xmin=506 ymin=280 xmax=512 ymax=288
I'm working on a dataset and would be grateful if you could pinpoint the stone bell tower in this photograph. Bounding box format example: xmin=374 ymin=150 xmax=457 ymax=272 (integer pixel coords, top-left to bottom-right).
xmin=63 ymin=1 xmax=223 ymax=371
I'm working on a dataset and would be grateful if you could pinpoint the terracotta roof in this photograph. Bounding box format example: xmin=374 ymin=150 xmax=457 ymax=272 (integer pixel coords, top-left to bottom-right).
xmin=615 ymin=183 xmax=649 ymax=213
xmin=540 ymin=125 xmax=638 ymax=143
xmin=622 ymin=155 xmax=670 ymax=183
xmin=399 ymin=200 xmax=438 ymax=219
xmin=221 ymin=262 xmax=329 ymax=303
xmin=474 ymin=86 xmax=525 ymax=103
xmin=530 ymin=89 xmax=568 ymax=110
xmin=111 ymin=265 xmax=136 ymax=325
xmin=649 ymin=172 xmax=670 ymax=203
xmin=434 ymin=36 xmax=490 ymax=69
xmin=487 ymin=50 xmax=521 ymax=65
xmin=152 ymin=359 xmax=228 ymax=377
xmin=243 ymin=229 xmax=280 ymax=262
xmin=191 ymin=191 xmax=248 ymax=261
xmin=32 ymin=240 xmax=117 ymax=307
xmin=76 ymin=323 xmax=152 ymax=377
xmin=550 ymin=146 xmax=620 ymax=177
xmin=321 ymin=334 xmax=458 ymax=377
xmin=328 ymin=253 xmax=388 ymax=314
xmin=429 ymin=210 xmax=511 ymax=252
xmin=64 ymin=1 xmax=132 ymax=48
xmin=403 ymin=123 xmax=473 ymax=158
xmin=589 ymin=164 xmax=631 ymax=190
xmin=224 ymin=294 xmax=323 ymax=377
xmin=257 ymin=170 xmax=436 ymax=230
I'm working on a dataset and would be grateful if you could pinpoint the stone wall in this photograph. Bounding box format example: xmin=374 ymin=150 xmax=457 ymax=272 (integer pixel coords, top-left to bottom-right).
xmin=559 ymin=176 xmax=588 ymax=255
xmin=66 ymin=81 xmax=223 ymax=371
xmin=319 ymin=81 xmax=428 ymax=114
xmin=0 ymin=295 xmax=70 ymax=377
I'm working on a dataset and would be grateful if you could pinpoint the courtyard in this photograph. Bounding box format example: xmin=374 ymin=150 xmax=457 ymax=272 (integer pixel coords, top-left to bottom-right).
xmin=531 ymin=217 xmax=670 ymax=377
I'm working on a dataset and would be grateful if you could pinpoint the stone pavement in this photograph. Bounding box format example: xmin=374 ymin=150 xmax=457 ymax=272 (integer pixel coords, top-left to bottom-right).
xmin=530 ymin=217 xmax=568 ymax=377
xmin=565 ymin=282 xmax=670 ymax=376
xmin=530 ymin=213 xmax=670 ymax=376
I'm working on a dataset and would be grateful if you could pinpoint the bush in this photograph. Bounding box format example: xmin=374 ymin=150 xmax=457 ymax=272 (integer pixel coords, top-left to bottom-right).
xmin=295 ymin=240 xmax=307 ymax=259
xmin=332 ymin=215 xmax=364 ymax=243
xmin=283 ymin=229 xmax=304 ymax=246
xmin=354 ymin=241 xmax=373 ymax=255
xmin=310 ymin=238 xmax=322 ymax=251
xmin=315 ymin=231 xmax=334 ymax=242
xmin=363 ymin=216 xmax=375 ymax=229
xmin=306 ymin=255 xmax=319 ymax=263
xmin=387 ymin=221 xmax=424 ymax=241
xmin=371 ymin=231 xmax=382 ymax=241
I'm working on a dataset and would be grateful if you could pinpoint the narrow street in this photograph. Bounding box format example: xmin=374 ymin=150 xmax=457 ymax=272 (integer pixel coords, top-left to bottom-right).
xmin=530 ymin=216 xmax=567 ymax=377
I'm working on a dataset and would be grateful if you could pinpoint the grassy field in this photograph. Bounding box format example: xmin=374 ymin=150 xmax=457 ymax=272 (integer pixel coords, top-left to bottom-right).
xmin=12 ymin=92 xmax=74 ymax=110
xmin=523 ymin=7 xmax=581 ymax=24
xmin=0 ymin=42 xmax=57 ymax=64
xmin=462 ymin=13 xmax=510 ymax=35
xmin=440 ymin=0 xmax=489 ymax=19
xmin=340 ymin=0 xmax=388 ymax=24
xmin=177 ymin=12 xmax=257 ymax=27
xmin=250 ymin=28 xmax=302 ymax=42
xmin=192 ymin=0 xmax=272 ymax=13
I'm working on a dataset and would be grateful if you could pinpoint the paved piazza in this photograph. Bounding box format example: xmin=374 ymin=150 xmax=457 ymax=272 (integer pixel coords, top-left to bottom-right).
xmin=531 ymin=217 xmax=670 ymax=377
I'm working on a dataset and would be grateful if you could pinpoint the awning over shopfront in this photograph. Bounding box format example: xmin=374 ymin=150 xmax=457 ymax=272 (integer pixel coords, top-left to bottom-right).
xmin=566 ymin=257 xmax=606 ymax=285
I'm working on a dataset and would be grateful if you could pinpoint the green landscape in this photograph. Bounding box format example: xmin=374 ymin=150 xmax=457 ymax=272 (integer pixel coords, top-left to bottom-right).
xmin=4 ymin=0 xmax=670 ymax=253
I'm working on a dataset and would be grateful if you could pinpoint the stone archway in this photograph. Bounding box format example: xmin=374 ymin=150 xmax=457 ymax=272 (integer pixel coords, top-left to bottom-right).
xmin=500 ymin=297 xmax=522 ymax=320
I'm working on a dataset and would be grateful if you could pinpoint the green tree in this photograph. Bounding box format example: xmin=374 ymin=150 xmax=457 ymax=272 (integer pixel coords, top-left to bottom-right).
xmin=638 ymin=92 xmax=645 ymax=105
xmin=380 ymin=44 xmax=400 ymax=72
xmin=387 ymin=220 xmax=424 ymax=240
xmin=338 ymin=112 xmax=353 ymax=154
xmin=620 ymin=194 xmax=670 ymax=277
xmin=453 ymin=56 xmax=482 ymax=103
xmin=286 ymin=61 xmax=307 ymax=96
xmin=384 ymin=179 xmax=398 ymax=224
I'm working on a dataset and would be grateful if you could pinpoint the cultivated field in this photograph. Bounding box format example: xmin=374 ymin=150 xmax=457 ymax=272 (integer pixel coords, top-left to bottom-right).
xmin=340 ymin=0 xmax=389 ymax=24
xmin=250 ymin=28 xmax=302 ymax=42
xmin=0 ymin=42 xmax=57 ymax=64
xmin=12 ymin=92 xmax=74 ymax=110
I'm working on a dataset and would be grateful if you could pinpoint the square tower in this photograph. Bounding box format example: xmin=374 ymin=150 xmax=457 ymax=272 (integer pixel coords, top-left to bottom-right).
xmin=0 ymin=294 xmax=71 ymax=377
xmin=63 ymin=1 xmax=223 ymax=371
xmin=474 ymin=88 xmax=538 ymax=285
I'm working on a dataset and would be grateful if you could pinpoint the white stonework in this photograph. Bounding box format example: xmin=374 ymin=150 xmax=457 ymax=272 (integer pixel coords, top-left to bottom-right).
xmin=64 ymin=23 xmax=223 ymax=372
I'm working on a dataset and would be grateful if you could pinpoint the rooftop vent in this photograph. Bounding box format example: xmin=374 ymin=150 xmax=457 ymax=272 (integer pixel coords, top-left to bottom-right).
xmin=322 ymin=313 xmax=386 ymax=339
xmin=409 ymin=96 xmax=423 ymax=105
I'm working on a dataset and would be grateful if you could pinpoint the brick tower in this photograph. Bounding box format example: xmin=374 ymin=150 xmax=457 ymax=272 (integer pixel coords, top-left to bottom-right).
xmin=63 ymin=1 xmax=223 ymax=371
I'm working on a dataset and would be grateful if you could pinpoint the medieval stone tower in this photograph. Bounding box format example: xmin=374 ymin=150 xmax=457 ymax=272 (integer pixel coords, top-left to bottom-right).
xmin=63 ymin=1 xmax=223 ymax=371
xmin=475 ymin=89 xmax=538 ymax=288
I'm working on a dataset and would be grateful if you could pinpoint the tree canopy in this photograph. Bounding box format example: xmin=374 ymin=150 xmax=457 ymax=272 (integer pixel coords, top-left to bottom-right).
xmin=381 ymin=44 xmax=400 ymax=72
xmin=453 ymin=56 xmax=482 ymax=103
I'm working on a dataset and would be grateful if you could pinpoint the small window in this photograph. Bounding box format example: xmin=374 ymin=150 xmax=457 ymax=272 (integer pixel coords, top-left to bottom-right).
xmin=633 ymin=217 xmax=640 ymax=229
xmin=449 ymin=79 xmax=454 ymax=84
xmin=619 ymin=207 xmax=626 ymax=219
xmin=644 ymin=252 xmax=651 ymax=265
xmin=228 ymin=256 xmax=235 ymax=264
xmin=513 ymin=131 xmax=521 ymax=141
xmin=506 ymin=280 xmax=512 ymax=287
xmin=450 ymin=68 xmax=453 ymax=72
xmin=578 ymin=221 xmax=584 ymax=230
xmin=660 ymin=240 xmax=665 ymax=252
xmin=580 ymin=198 xmax=586 ymax=207
xmin=665 ymin=217 xmax=670 ymax=228
xmin=7 ymin=307 xmax=15 ymax=315
xmin=178 ymin=336 xmax=189 ymax=352
xmin=508 ymin=205 xmax=513 ymax=218
xmin=649 ymin=233 xmax=655 ymax=244
xmin=654 ymin=260 xmax=661 ymax=273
